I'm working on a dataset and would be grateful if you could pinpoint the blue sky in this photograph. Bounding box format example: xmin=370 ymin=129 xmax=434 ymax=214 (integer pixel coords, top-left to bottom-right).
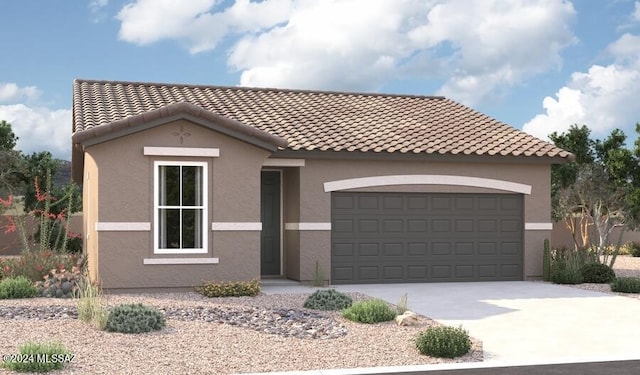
xmin=1 ymin=0 xmax=639 ymax=160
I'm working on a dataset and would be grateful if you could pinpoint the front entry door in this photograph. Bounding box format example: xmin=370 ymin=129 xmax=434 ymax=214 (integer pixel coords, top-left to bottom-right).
xmin=260 ymin=171 xmax=281 ymax=275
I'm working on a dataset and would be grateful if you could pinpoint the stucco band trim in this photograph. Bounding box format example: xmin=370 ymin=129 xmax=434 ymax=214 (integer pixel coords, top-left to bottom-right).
xmin=143 ymin=258 xmax=219 ymax=265
xmin=323 ymin=175 xmax=533 ymax=195
xmin=96 ymin=222 xmax=151 ymax=231
xmin=284 ymin=223 xmax=332 ymax=231
xmin=263 ymin=158 xmax=305 ymax=167
xmin=211 ymin=222 xmax=263 ymax=231
xmin=143 ymin=147 xmax=220 ymax=157
xmin=525 ymin=223 xmax=553 ymax=230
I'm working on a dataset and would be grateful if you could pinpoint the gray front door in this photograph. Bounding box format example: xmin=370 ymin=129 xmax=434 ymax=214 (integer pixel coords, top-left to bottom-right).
xmin=331 ymin=192 xmax=523 ymax=284
xmin=260 ymin=171 xmax=281 ymax=275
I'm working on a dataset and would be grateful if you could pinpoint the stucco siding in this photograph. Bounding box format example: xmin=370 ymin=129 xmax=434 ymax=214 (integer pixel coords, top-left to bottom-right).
xmin=83 ymin=153 xmax=100 ymax=283
xmin=86 ymin=119 xmax=270 ymax=289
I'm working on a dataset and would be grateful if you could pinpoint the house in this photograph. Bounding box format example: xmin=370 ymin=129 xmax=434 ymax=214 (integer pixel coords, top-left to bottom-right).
xmin=71 ymin=79 xmax=572 ymax=291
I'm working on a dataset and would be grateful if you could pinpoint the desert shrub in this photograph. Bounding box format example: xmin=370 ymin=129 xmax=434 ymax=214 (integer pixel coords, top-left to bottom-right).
xmin=75 ymin=278 xmax=108 ymax=330
xmin=580 ymin=262 xmax=616 ymax=283
xmin=35 ymin=266 xmax=82 ymax=298
xmin=105 ymin=303 xmax=166 ymax=334
xmin=342 ymin=298 xmax=396 ymax=323
xmin=195 ymin=279 xmax=260 ymax=297
xmin=0 ymin=251 xmax=83 ymax=282
xmin=0 ymin=276 xmax=38 ymax=299
xmin=628 ymin=241 xmax=640 ymax=257
xmin=396 ymin=293 xmax=409 ymax=315
xmin=303 ymin=289 xmax=352 ymax=311
xmin=550 ymin=249 xmax=584 ymax=284
xmin=611 ymin=277 xmax=640 ymax=293
xmin=415 ymin=326 xmax=471 ymax=358
xmin=1 ymin=341 xmax=73 ymax=373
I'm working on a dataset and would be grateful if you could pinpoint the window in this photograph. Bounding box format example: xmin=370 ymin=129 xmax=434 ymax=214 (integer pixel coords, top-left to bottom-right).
xmin=154 ymin=161 xmax=207 ymax=254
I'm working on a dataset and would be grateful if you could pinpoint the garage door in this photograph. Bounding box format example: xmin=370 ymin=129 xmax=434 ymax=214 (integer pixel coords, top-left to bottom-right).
xmin=331 ymin=192 xmax=523 ymax=284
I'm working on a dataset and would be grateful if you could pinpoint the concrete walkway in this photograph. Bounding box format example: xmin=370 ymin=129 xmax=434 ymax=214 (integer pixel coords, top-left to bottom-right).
xmin=262 ymin=280 xmax=640 ymax=363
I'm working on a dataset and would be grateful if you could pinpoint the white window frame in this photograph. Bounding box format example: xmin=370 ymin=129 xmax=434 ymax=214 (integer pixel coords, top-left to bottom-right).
xmin=153 ymin=161 xmax=208 ymax=254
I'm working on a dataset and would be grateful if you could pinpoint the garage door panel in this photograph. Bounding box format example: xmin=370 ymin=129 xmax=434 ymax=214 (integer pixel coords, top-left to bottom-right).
xmin=382 ymin=219 xmax=403 ymax=233
xmin=382 ymin=242 xmax=403 ymax=256
xmin=332 ymin=192 xmax=523 ymax=284
xmin=358 ymin=196 xmax=379 ymax=209
xmin=333 ymin=243 xmax=354 ymax=257
xmin=408 ymin=242 xmax=427 ymax=256
xmin=333 ymin=219 xmax=354 ymax=233
xmin=454 ymin=242 xmax=474 ymax=255
xmin=358 ymin=243 xmax=379 ymax=256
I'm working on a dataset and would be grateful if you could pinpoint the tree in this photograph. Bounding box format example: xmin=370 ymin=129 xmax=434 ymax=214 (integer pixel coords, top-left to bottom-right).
xmin=550 ymin=124 xmax=640 ymax=266
xmin=0 ymin=120 xmax=23 ymax=198
xmin=0 ymin=120 xmax=18 ymax=151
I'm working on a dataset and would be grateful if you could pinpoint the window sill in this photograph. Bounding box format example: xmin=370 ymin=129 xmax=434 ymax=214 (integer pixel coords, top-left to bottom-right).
xmin=143 ymin=258 xmax=219 ymax=265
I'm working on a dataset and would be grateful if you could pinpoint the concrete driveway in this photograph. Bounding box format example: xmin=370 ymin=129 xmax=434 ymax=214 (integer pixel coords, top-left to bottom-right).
xmin=262 ymin=280 xmax=640 ymax=363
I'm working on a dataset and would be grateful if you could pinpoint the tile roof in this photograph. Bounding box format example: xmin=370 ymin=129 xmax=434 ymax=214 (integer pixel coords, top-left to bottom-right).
xmin=72 ymin=79 xmax=572 ymax=160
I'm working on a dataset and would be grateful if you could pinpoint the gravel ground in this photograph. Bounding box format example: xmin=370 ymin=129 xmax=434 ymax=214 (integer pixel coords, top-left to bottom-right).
xmin=5 ymin=256 xmax=638 ymax=374
xmin=0 ymin=292 xmax=482 ymax=375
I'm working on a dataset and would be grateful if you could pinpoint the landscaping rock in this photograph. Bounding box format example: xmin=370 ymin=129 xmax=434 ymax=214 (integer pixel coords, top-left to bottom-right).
xmin=395 ymin=311 xmax=419 ymax=326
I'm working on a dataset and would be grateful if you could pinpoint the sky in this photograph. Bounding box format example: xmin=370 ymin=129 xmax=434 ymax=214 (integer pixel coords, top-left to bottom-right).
xmin=1 ymin=0 xmax=640 ymax=160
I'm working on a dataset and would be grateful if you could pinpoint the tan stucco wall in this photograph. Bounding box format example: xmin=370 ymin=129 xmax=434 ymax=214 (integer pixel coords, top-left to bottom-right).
xmin=290 ymin=158 xmax=552 ymax=281
xmin=84 ymin=119 xmax=270 ymax=289
xmin=83 ymin=152 xmax=100 ymax=283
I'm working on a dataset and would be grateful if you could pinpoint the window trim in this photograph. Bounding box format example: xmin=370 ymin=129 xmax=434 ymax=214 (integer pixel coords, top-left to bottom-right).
xmin=153 ymin=161 xmax=208 ymax=254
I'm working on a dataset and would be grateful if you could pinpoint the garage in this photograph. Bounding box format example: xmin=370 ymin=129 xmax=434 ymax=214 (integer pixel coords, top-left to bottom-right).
xmin=331 ymin=192 xmax=523 ymax=284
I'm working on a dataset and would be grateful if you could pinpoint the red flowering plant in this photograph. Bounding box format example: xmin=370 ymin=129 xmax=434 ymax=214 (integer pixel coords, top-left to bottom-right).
xmin=0 ymin=169 xmax=84 ymax=282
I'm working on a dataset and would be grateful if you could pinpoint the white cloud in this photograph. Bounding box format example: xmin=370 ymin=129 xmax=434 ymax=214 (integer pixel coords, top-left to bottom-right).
xmin=412 ymin=0 xmax=576 ymax=104
xmin=0 ymin=83 xmax=40 ymax=103
xmin=523 ymin=33 xmax=640 ymax=141
xmin=0 ymin=104 xmax=72 ymax=160
xmin=115 ymin=0 xmax=576 ymax=104
xmin=89 ymin=0 xmax=109 ymax=22
xmin=117 ymin=0 xmax=292 ymax=53
xmin=634 ymin=1 xmax=640 ymax=21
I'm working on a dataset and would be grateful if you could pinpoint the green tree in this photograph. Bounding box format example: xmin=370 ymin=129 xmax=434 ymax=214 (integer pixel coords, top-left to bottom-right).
xmin=0 ymin=120 xmax=18 ymax=151
xmin=550 ymin=124 xmax=640 ymax=266
xmin=0 ymin=120 xmax=23 ymax=198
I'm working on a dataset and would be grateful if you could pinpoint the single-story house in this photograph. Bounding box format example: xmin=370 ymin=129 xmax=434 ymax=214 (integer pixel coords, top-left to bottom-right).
xmin=71 ymin=79 xmax=572 ymax=291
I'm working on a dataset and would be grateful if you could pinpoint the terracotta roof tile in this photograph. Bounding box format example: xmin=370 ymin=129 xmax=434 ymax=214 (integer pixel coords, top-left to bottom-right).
xmin=72 ymin=79 xmax=572 ymax=160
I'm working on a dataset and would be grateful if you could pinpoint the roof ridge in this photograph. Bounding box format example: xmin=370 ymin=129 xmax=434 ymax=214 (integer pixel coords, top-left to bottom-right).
xmin=73 ymin=78 xmax=446 ymax=101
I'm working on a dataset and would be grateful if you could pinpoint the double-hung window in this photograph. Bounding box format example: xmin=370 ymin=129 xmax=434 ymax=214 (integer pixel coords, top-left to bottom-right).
xmin=154 ymin=161 xmax=207 ymax=254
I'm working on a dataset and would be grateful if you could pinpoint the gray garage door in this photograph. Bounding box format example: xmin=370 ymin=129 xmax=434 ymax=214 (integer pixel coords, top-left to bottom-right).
xmin=331 ymin=192 xmax=523 ymax=284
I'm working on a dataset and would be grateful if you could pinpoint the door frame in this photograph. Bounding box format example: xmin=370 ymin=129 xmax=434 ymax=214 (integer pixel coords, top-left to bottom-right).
xmin=260 ymin=169 xmax=283 ymax=276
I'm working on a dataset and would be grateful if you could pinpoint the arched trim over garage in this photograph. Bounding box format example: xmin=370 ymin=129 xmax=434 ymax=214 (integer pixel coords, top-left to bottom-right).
xmin=323 ymin=175 xmax=532 ymax=195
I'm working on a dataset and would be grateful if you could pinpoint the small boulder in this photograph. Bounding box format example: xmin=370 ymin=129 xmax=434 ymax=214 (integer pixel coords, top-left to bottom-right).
xmin=395 ymin=311 xmax=419 ymax=326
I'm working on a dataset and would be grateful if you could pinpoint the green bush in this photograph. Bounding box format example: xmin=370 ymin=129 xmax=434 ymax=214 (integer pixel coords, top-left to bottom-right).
xmin=629 ymin=241 xmax=640 ymax=257
xmin=0 ymin=276 xmax=38 ymax=299
xmin=2 ymin=341 xmax=73 ymax=373
xmin=611 ymin=277 xmax=640 ymax=293
xmin=581 ymin=262 xmax=616 ymax=283
xmin=342 ymin=298 xmax=396 ymax=323
xmin=303 ymin=289 xmax=353 ymax=311
xmin=550 ymin=250 xmax=584 ymax=284
xmin=105 ymin=303 xmax=166 ymax=334
xmin=415 ymin=326 xmax=472 ymax=358
xmin=195 ymin=279 xmax=260 ymax=297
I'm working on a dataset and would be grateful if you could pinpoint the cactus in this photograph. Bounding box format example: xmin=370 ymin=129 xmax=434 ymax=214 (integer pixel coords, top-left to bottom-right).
xmin=543 ymin=238 xmax=551 ymax=282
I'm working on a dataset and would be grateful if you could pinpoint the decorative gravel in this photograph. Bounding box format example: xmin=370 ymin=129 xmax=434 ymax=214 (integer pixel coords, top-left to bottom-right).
xmin=0 ymin=292 xmax=483 ymax=374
